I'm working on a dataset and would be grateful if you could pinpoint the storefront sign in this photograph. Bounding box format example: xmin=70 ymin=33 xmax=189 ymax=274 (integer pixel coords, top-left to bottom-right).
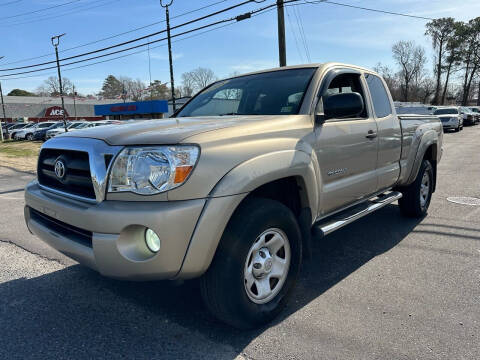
xmin=44 ymin=106 xmax=69 ymax=118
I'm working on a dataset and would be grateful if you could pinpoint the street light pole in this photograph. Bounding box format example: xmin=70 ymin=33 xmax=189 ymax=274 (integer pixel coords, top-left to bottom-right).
xmin=276 ymin=0 xmax=286 ymax=67
xmin=160 ymin=0 xmax=176 ymax=113
xmin=0 ymin=81 xmax=6 ymax=142
xmin=51 ymin=33 xmax=68 ymax=132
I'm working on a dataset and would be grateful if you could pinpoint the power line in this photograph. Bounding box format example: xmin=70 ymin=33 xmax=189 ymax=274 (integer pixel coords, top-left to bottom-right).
xmin=0 ymin=0 xmax=230 ymax=66
xmin=0 ymin=0 xmax=257 ymax=72
xmin=0 ymin=0 xmax=81 ymax=21
xmin=0 ymin=0 xmax=22 ymax=7
xmin=0 ymin=0 xmax=119 ymax=28
xmin=304 ymin=0 xmax=434 ymax=21
xmin=0 ymin=2 xmax=278 ymax=81
xmin=285 ymin=7 xmax=305 ymax=62
xmin=292 ymin=4 xmax=311 ymax=62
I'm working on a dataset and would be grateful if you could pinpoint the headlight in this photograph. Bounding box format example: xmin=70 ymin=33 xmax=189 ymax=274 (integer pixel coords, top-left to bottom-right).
xmin=108 ymin=145 xmax=199 ymax=195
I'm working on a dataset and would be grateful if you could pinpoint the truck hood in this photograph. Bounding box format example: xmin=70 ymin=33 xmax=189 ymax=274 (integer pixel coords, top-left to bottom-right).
xmin=57 ymin=116 xmax=282 ymax=146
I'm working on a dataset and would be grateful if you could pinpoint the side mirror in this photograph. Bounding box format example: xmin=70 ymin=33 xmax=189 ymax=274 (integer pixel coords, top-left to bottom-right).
xmin=323 ymin=92 xmax=364 ymax=119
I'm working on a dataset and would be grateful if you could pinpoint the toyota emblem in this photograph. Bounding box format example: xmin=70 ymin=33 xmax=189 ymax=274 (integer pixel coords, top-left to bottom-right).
xmin=54 ymin=159 xmax=66 ymax=179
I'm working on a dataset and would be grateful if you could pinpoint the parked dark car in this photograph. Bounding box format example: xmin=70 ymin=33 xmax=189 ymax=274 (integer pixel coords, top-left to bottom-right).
xmin=32 ymin=122 xmax=66 ymax=141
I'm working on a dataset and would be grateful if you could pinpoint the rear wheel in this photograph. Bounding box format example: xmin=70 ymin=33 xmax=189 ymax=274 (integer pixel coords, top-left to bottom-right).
xmin=399 ymin=160 xmax=433 ymax=218
xmin=200 ymin=197 xmax=302 ymax=329
xmin=26 ymin=133 xmax=33 ymax=141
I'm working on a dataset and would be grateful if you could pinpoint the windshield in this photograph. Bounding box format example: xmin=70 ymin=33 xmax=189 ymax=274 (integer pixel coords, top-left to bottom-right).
xmin=434 ymin=108 xmax=458 ymax=115
xmin=176 ymin=68 xmax=316 ymax=117
xmin=37 ymin=123 xmax=53 ymax=128
xmin=68 ymin=123 xmax=85 ymax=129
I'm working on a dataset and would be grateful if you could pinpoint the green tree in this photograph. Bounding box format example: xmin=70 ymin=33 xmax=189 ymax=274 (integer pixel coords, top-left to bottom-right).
xmin=440 ymin=21 xmax=464 ymax=105
xmin=148 ymin=80 xmax=169 ymax=100
xmin=99 ymin=75 xmax=124 ymax=99
xmin=7 ymin=89 xmax=36 ymax=96
xmin=459 ymin=17 xmax=480 ymax=105
xmin=425 ymin=17 xmax=456 ymax=105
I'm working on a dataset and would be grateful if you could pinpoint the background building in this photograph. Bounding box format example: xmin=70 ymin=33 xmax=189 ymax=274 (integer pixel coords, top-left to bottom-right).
xmin=1 ymin=96 xmax=123 ymax=123
xmin=94 ymin=100 xmax=169 ymax=120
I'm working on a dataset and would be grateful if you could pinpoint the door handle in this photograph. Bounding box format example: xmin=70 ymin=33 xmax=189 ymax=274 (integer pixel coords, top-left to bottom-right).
xmin=366 ymin=130 xmax=377 ymax=139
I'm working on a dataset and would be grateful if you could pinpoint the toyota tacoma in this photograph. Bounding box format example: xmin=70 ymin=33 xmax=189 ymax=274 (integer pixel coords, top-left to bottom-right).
xmin=24 ymin=63 xmax=443 ymax=329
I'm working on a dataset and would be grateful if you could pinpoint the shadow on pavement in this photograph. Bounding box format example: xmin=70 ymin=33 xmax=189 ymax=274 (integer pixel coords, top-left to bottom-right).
xmin=0 ymin=204 xmax=422 ymax=359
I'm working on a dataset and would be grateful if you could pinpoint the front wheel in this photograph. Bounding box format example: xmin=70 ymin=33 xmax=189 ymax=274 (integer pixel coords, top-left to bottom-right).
xmin=398 ymin=160 xmax=433 ymax=218
xmin=200 ymin=197 xmax=302 ymax=329
xmin=26 ymin=133 xmax=33 ymax=141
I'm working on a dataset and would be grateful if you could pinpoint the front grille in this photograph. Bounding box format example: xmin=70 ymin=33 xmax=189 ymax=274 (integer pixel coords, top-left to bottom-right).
xmin=37 ymin=148 xmax=95 ymax=200
xmin=28 ymin=207 xmax=93 ymax=248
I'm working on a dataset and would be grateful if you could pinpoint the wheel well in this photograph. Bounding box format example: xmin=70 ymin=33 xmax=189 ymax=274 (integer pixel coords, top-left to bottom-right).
xmin=245 ymin=176 xmax=313 ymax=259
xmin=246 ymin=176 xmax=308 ymax=217
xmin=423 ymin=144 xmax=437 ymax=192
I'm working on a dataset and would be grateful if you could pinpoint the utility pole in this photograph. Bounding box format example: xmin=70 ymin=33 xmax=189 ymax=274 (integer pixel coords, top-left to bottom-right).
xmin=122 ymin=81 xmax=126 ymax=103
xmin=160 ymin=0 xmax=176 ymax=112
xmin=73 ymin=84 xmax=77 ymax=120
xmin=51 ymin=33 xmax=68 ymax=132
xmin=0 ymin=55 xmax=4 ymax=142
xmin=277 ymin=0 xmax=286 ymax=67
xmin=477 ymin=81 xmax=480 ymax=106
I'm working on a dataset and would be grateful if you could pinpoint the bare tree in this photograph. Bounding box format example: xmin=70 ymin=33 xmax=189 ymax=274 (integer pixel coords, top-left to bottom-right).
xmin=181 ymin=67 xmax=217 ymax=94
xmin=392 ymin=41 xmax=426 ymax=102
xmin=418 ymin=77 xmax=436 ymax=104
xmin=118 ymin=76 xmax=147 ymax=101
xmin=180 ymin=72 xmax=195 ymax=97
xmin=373 ymin=62 xmax=401 ymax=100
xmin=36 ymin=76 xmax=73 ymax=96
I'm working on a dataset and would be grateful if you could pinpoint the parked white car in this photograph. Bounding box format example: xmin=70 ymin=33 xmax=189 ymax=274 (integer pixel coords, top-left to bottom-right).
xmin=14 ymin=122 xmax=57 ymax=140
xmin=45 ymin=122 xmax=90 ymax=139
xmin=9 ymin=123 xmax=35 ymax=140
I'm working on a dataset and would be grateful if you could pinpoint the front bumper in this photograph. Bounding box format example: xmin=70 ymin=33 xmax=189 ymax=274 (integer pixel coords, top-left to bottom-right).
xmin=25 ymin=181 xmax=206 ymax=280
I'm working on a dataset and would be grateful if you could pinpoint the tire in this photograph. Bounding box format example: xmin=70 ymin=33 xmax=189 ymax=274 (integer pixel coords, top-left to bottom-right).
xmin=398 ymin=160 xmax=433 ymax=218
xmin=26 ymin=133 xmax=33 ymax=141
xmin=455 ymin=125 xmax=460 ymax=132
xmin=200 ymin=197 xmax=302 ymax=329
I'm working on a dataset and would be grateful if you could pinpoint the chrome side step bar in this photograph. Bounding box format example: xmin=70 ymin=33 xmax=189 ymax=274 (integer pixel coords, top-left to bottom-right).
xmin=314 ymin=191 xmax=403 ymax=237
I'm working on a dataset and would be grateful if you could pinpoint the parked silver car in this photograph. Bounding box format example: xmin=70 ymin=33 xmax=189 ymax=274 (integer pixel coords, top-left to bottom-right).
xmin=434 ymin=107 xmax=463 ymax=132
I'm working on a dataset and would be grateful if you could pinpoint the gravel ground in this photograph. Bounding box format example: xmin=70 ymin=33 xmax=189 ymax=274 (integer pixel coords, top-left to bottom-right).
xmin=0 ymin=126 xmax=478 ymax=359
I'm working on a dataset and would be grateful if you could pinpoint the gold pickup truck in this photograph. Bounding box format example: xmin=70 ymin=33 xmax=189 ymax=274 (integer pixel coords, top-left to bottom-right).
xmin=24 ymin=63 xmax=443 ymax=329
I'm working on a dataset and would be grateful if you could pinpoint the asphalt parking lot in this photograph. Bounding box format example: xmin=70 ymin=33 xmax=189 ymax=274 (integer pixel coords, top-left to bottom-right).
xmin=0 ymin=126 xmax=479 ymax=360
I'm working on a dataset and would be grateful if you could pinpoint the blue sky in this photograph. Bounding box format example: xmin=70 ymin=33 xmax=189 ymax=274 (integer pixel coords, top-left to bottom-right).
xmin=1 ymin=0 xmax=479 ymax=95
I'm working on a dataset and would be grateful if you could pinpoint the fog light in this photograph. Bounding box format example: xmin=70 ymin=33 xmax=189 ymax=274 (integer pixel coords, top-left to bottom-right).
xmin=145 ymin=228 xmax=161 ymax=253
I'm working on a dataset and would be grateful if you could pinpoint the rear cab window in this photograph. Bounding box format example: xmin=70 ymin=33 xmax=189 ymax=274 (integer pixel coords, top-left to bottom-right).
xmin=365 ymin=74 xmax=392 ymax=118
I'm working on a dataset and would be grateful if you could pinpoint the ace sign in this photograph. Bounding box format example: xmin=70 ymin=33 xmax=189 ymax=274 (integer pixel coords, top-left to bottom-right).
xmin=44 ymin=106 xmax=69 ymax=119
